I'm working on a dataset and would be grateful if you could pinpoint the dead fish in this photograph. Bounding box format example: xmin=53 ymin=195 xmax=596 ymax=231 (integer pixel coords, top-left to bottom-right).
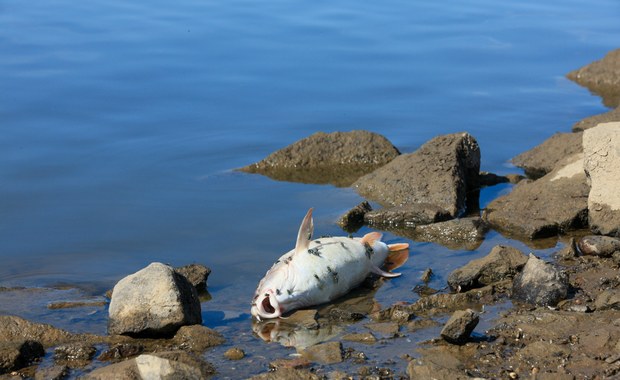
xmin=250 ymin=208 xmax=409 ymax=320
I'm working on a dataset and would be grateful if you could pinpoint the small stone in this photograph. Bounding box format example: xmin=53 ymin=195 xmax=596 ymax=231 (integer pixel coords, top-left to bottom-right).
xmin=440 ymin=309 xmax=479 ymax=344
xmin=223 ymin=347 xmax=245 ymax=360
xmin=269 ymin=358 xmax=311 ymax=370
xmin=577 ymin=235 xmax=620 ymax=257
xmin=512 ymin=254 xmax=569 ymax=307
xmin=300 ymin=341 xmax=343 ymax=364
xmin=420 ymin=268 xmax=433 ymax=283
xmin=54 ymin=343 xmax=96 ymax=361
xmin=98 ymin=343 xmax=144 ymax=362
xmin=327 ymin=308 xmax=365 ymax=322
xmin=341 ymin=333 xmax=377 ymax=344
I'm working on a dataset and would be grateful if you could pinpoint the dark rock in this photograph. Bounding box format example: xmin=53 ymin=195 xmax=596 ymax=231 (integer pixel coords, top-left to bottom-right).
xmin=354 ymin=132 xmax=481 ymax=218
xmin=84 ymin=351 xmax=215 ymax=380
xmin=239 ymin=131 xmax=400 ymax=187
xmin=34 ymin=365 xmax=68 ymax=380
xmin=337 ymin=201 xmax=372 ymax=232
xmin=583 ymin=123 xmax=620 ymax=237
xmin=364 ymin=204 xmax=451 ymax=227
xmin=108 ymin=262 xmax=202 ymax=337
xmin=567 ymin=48 xmax=620 ymax=108
xmin=370 ymin=304 xmax=414 ymax=324
xmin=479 ymin=171 xmax=509 ymax=187
xmin=573 ymin=105 xmax=620 ymax=132
xmin=341 ymin=333 xmax=377 ymax=344
xmin=484 ymin=154 xmax=589 ymax=240
xmin=512 ymin=132 xmax=583 ymax=179
xmin=440 ymin=309 xmax=479 ymax=344
xmin=0 ymin=316 xmax=82 ymax=348
xmin=268 ymin=358 xmax=311 ymax=370
xmin=577 ymin=235 xmax=620 ymax=257
xmin=300 ymin=341 xmax=343 ymax=364
xmin=409 ymin=283 xmax=504 ymax=315
xmin=173 ymin=325 xmax=225 ymax=352
xmin=223 ymin=347 xmax=245 ymax=360
xmin=0 ymin=341 xmax=45 ymax=375
xmin=512 ymin=254 xmax=569 ymax=307
xmin=420 ymin=268 xmax=433 ymax=283
xmin=447 ymin=245 xmax=527 ymax=291
xmin=594 ymin=289 xmax=620 ymax=311
xmin=97 ymin=343 xmax=144 ymax=362
xmin=327 ymin=308 xmax=364 ymax=322
xmin=54 ymin=343 xmax=96 ymax=362
xmin=409 ymin=217 xmax=489 ymax=250
xmin=174 ymin=263 xmax=211 ymax=291
xmin=412 ymin=284 xmax=439 ymax=297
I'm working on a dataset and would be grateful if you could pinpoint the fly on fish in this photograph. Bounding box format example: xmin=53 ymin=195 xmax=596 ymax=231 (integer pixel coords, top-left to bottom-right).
xmin=251 ymin=208 xmax=409 ymax=320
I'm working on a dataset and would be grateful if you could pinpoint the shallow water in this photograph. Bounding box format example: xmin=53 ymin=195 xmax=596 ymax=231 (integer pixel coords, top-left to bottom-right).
xmin=1 ymin=0 xmax=619 ymax=377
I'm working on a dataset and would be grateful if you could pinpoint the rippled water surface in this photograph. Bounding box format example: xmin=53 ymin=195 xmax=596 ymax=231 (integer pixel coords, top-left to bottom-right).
xmin=1 ymin=0 xmax=619 ymax=376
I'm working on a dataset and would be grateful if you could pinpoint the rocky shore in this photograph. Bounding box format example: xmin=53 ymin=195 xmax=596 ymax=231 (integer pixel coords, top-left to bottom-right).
xmin=2 ymin=49 xmax=620 ymax=379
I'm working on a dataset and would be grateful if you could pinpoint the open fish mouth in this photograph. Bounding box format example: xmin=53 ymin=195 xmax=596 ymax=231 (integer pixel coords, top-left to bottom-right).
xmin=251 ymin=290 xmax=282 ymax=320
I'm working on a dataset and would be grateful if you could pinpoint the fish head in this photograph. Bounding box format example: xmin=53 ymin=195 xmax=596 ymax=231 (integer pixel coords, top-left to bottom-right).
xmin=251 ymin=262 xmax=294 ymax=320
xmin=251 ymin=288 xmax=284 ymax=320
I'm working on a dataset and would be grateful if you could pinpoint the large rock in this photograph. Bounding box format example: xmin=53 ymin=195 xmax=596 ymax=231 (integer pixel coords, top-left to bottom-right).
xmin=0 ymin=340 xmax=45 ymax=374
xmin=484 ymin=154 xmax=589 ymax=240
xmin=440 ymin=309 xmax=479 ymax=344
xmin=83 ymin=351 xmax=215 ymax=379
xmin=512 ymin=254 xmax=569 ymax=307
xmin=583 ymin=122 xmax=620 ymax=237
xmin=0 ymin=316 xmax=81 ymax=347
xmin=408 ymin=217 xmax=489 ymax=250
xmin=573 ymin=106 xmax=620 ymax=132
xmin=239 ymin=131 xmax=400 ymax=187
xmin=447 ymin=245 xmax=527 ymax=291
xmin=511 ymin=132 xmax=583 ymax=179
xmin=354 ymin=132 xmax=480 ymax=218
xmin=108 ymin=262 xmax=202 ymax=337
xmin=567 ymin=48 xmax=620 ymax=107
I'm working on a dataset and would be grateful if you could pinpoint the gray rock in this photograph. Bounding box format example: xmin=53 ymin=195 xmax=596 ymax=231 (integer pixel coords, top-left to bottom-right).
xmin=174 ymin=264 xmax=211 ymax=291
xmin=363 ymin=204 xmax=451 ymax=227
xmin=440 ymin=309 xmax=479 ymax=344
xmin=83 ymin=351 xmax=215 ymax=380
xmin=409 ymin=217 xmax=489 ymax=250
xmin=484 ymin=154 xmax=589 ymax=240
xmin=337 ymin=201 xmax=372 ymax=232
xmin=239 ymin=130 xmax=400 ymax=187
xmin=108 ymin=262 xmax=202 ymax=337
xmin=98 ymin=343 xmax=144 ymax=362
xmin=567 ymin=48 xmax=620 ymax=108
xmin=0 ymin=340 xmax=45 ymax=374
xmin=573 ymin=105 xmax=620 ymax=132
xmin=447 ymin=245 xmax=527 ymax=291
xmin=354 ymin=132 xmax=480 ymax=218
xmin=583 ymin=122 xmax=620 ymax=237
xmin=512 ymin=254 xmax=569 ymax=307
xmin=594 ymin=289 xmax=620 ymax=311
xmin=577 ymin=235 xmax=620 ymax=257
xmin=512 ymin=132 xmax=583 ymax=179
xmin=300 ymin=341 xmax=343 ymax=364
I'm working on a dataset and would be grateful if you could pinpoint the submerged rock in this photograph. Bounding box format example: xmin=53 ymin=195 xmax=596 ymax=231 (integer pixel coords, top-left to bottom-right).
xmin=409 ymin=217 xmax=489 ymax=250
xmin=108 ymin=262 xmax=202 ymax=337
xmin=54 ymin=343 xmax=96 ymax=362
xmin=440 ymin=309 xmax=479 ymax=344
xmin=363 ymin=204 xmax=451 ymax=227
xmin=484 ymin=154 xmax=589 ymax=240
xmin=0 ymin=340 xmax=45 ymax=375
xmin=583 ymin=122 xmax=620 ymax=237
xmin=354 ymin=132 xmax=480 ymax=218
xmin=567 ymin=48 xmax=620 ymax=107
xmin=577 ymin=235 xmax=620 ymax=257
xmin=239 ymin=130 xmax=400 ymax=187
xmin=0 ymin=316 xmax=81 ymax=347
xmin=512 ymin=132 xmax=583 ymax=179
xmin=573 ymin=105 xmax=620 ymax=132
xmin=447 ymin=245 xmax=527 ymax=292
xmin=512 ymin=254 xmax=569 ymax=307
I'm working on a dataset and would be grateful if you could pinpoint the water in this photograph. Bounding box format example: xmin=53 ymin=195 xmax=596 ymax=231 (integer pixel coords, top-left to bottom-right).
xmin=1 ymin=0 xmax=619 ymax=376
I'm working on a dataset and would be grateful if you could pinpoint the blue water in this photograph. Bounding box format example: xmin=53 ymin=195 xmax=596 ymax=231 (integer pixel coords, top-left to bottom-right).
xmin=1 ymin=0 xmax=619 ymax=375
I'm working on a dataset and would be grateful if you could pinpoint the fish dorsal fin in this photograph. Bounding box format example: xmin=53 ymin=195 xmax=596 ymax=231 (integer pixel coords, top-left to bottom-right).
xmin=294 ymin=208 xmax=314 ymax=255
xmin=360 ymin=232 xmax=382 ymax=246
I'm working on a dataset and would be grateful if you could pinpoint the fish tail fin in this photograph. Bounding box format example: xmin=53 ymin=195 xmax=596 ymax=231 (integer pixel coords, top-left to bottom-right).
xmin=388 ymin=243 xmax=409 ymax=252
xmin=294 ymin=208 xmax=314 ymax=254
xmin=385 ymin=243 xmax=409 ymax=272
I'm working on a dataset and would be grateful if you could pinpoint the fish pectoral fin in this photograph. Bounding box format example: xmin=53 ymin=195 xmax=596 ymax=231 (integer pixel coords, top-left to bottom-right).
xmin=361 ymin=231 xmax=383 ymax=246
xmin=294 ymin=208 xmax=314 ymax=255
xmin=370 ymin=263 xmax=401 ymax=278
xmin=385 ymin=249 xmax=409 ymax=271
